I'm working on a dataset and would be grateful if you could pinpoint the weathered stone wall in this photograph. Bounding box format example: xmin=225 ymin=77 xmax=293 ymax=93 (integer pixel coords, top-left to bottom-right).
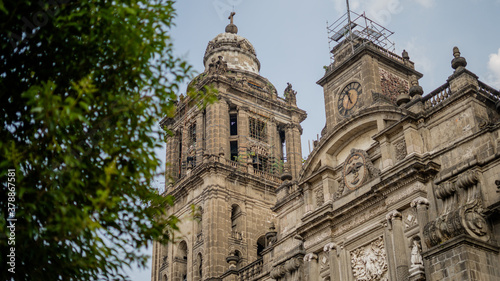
xmin=424 ymin=237 xmax=500 ymax=281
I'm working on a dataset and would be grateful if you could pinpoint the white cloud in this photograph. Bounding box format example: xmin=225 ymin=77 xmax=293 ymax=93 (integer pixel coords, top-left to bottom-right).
xmin=400 ymin=37 xmax=435 ymax=87
xmin=487 ymin=48 xmax=500 ymax=88
xmin=331 ymin=0 xmax=403 ymax=25
xmin=414 ymin=0 xmax=435 ymax=8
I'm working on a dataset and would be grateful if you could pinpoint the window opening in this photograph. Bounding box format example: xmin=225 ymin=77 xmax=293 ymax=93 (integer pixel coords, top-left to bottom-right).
xmin=249 ymin=117 xmax=267 ymax=142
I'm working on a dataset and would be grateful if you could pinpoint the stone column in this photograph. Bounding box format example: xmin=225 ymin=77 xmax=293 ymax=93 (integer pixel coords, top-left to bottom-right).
xmin=303 ymin=183 xmax=313 ymax=213
xmin=324 ymin=243 xmax=340 ymax=281
xmin=205 ymin=102 xmax=218 ymax=155
xmin=403 ymin=124 xmax=423 ymax=155
xmin=379 ymin=135 xmax=393 ymax=170
xmin=196 ymin=112 xmax=204 ymax=161
xmin=322 ymin=173 xmax=335 ymax=202
xmin=383 ymin=221 xmax=396 ymax=281
xmin=219 ymin=99 xmax=230 ymax=160
xmin=268 ymin=117 xmax=280 ymax=171
xmin=180 ymin=125 xmax=189 ymax=177
xmin=303 ymin=253 xmax=319 ymax=280
xmin=387 ymin=210 xmax=409 ymax=281
xmin=338 ymin=243 xmax=349 ymax=281
xmin=165 ymin=133 xmax=177 ymax=181
xmin=285 ymin=123 xmax=302 ymax=179
xmin=237 ymin=106 xmax=249 ymax=161
xmin=410 ymin=197 xmax=430 ymax=251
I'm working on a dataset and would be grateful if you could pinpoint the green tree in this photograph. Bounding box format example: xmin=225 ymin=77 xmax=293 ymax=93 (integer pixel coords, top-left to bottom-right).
xmin=0 ymin=1 xmax=196 ymax=280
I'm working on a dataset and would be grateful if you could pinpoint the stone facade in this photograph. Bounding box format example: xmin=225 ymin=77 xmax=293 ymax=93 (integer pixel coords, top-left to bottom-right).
xmin=152 ymin=16 xmax=500 ymax=281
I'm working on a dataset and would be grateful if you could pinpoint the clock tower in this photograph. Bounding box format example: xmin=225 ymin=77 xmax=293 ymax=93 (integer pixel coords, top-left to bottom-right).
xmin=317 ymin=13 xmax=422 ymax=130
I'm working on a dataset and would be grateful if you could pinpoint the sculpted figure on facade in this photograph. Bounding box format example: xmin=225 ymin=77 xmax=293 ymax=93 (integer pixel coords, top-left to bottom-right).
xmin=410 ymin=239 xmax=423 ymax=268
xmin=351 ymin=237 xmax=388 ymax=281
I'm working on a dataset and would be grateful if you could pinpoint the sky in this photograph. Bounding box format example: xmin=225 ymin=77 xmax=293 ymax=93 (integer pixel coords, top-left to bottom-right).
xmin=130 ymin=0 xmax=500 ymax=280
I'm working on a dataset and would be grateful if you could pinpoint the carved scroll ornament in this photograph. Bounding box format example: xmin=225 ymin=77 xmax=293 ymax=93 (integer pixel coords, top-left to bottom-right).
xmin=423 ymin=170 xmax=490 ymax=248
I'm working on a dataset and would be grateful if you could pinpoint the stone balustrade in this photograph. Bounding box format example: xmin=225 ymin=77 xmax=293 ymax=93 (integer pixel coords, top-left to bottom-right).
xmin=422 ymin=82 xmax=451 ymax=109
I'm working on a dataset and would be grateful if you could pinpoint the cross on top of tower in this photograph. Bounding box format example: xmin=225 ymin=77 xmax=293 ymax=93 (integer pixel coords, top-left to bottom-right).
xmin=228 ymin=12 xmax=235 ymax=24
xmin=225 ymin=12 xmax=238 ymax=34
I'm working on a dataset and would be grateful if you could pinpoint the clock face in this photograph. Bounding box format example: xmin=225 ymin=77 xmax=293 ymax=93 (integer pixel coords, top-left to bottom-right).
xmin=338 ymin=82 xmax=362 ymax=116
xmin=343 ymin=151 xmax=367 ymax=190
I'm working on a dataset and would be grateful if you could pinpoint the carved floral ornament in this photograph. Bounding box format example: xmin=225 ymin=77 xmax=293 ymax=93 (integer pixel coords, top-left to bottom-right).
xmin=350 ymin=237 xmax=388 ymax=281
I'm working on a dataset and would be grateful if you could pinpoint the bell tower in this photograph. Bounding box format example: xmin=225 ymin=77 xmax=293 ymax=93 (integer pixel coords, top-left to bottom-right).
xmin=318 ymin=11 xmax=423 ymax=131
xmin=152 ymin=13 xmax=306 ymax=281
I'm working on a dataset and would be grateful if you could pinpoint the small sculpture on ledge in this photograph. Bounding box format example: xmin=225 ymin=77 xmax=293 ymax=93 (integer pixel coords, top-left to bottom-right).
xmin=284 ymin=82 xmax=297 ymax=105
xmin=208 ymin=56 xmax=228 ymax=75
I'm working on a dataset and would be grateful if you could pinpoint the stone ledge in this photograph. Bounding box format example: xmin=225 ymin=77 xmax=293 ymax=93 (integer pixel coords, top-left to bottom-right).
xmin=422 ymin=234 xmax=499 ymax=259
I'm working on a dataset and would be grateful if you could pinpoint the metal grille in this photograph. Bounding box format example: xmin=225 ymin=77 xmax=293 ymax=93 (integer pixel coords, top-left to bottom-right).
xmin=249 ymin=117 xmax=266 ymax=142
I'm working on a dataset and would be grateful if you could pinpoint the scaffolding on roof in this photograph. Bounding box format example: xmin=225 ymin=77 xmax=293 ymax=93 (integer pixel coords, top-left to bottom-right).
xmin=327 ymin=11 xmax=395 ymax=62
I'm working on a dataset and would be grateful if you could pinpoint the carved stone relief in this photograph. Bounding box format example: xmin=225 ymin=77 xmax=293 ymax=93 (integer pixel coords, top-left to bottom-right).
xmin=394 ymin=139 xmax=407 ymax=162
xmin=350 ymin=237 xmax=388 ymax=281
xmin=402 ymin=207 xmax=418 ymax=229
xmin=423 ymin=170 xmax=491 ymax=247
xmin=316 ymin=188 xmax=325 ymax=207
xmin=340 ymin=149 xmax=380 ymax=196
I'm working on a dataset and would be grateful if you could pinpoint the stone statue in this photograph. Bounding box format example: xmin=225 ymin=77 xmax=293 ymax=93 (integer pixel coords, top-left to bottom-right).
xmin=284 ymin=82 xmax=297 ymax=104
xmin=216 ymin=56 xmax=227 ymax=74
xmin=410 ymin=240 xmax=423 ymax=267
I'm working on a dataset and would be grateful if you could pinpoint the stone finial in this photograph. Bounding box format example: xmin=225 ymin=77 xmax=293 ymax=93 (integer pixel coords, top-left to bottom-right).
xmin=225 ymin=12 xmax=238 ymax=34
xmin=451 ymin=46 xmax=467 ymax=70
xmin=409 ymin=75 xmax=423 ymax=98
xmin=226 ymin=251 xmax=240 ymax=269
xmin=396 ymin=86 xmax=411 ymax=106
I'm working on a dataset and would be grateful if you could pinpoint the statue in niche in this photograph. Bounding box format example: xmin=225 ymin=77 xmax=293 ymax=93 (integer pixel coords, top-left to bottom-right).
xmin=410 ymin=239 xmax=423 ymax=267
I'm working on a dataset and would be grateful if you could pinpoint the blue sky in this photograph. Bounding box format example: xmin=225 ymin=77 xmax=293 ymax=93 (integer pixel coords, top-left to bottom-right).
xmin=131 ymin=0 xmax=500 ymax=279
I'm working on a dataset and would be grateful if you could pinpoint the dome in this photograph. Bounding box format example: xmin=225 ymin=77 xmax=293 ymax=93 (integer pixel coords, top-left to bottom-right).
xmin=203 ymin=32 xmax=261 ymax=74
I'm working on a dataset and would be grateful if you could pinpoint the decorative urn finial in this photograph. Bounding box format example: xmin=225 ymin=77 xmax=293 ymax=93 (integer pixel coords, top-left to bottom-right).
xmin=396 ymin=86 xmax=410 ymax=106
xmin=225 ymin=12 xmax=238 ymax=34
xmin=409 ymin=75 xmax=423 ymax=98
xmin=451 ymin=46 xmax=467 ymax=70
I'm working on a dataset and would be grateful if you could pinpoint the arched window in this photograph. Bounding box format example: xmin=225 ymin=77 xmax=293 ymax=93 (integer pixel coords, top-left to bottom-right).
xmin=175 ymin=240 xmax=188 ymax=281
xmin=257 ymin=235 xmax=266 ymax=258
xmin=195 ymin=206 xmax=203 ymax=236
xmin=231 ymin=205 xmax=240 ymax=229
xmin=195 ymin=253 xmax=203 ymax=281
xmin=230 ymin=204 xmax=243 ymax=240
xmin=177 ymin=240 xmax=188 ymax=260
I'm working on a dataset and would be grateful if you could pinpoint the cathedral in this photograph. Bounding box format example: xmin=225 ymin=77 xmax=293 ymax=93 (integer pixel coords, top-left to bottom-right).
xmin=152 ymin=10 xmax=500 ymax=281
